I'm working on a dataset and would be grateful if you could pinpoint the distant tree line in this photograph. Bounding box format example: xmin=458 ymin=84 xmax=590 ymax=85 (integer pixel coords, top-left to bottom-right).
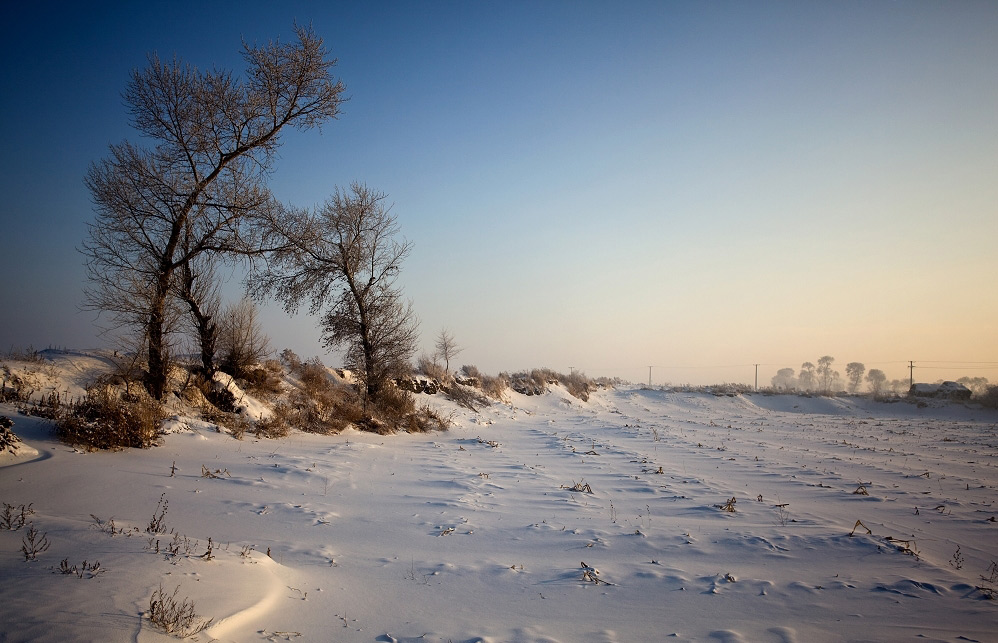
xmin=769 ymin=357 xmax=991 ymax=398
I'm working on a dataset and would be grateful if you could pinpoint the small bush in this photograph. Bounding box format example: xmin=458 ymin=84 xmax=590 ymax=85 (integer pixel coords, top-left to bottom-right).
xmin=148 ymin=584 xmax=213 ymax=637
xmin=404 ymin=403 xmax=450 ymax=433
xmin=461 ymin=365 xmax=509 ymax=401
xmin=20 ymin=391 xmax=63 ymax=420
xmin=1 ymin=365 xmax=32 ymax=403
xmin=21 ymin=523 xmax=50 ymax=561
xmin=253 ymin=407 xmax=294 ymax=438
xmin=276 ymin=359 xmax=360 ymax=435
xmin=509 ymin=370 xmax=548 ymax=396
xmin=445 ymin=383 xmax=490 ymax=412
xmin=204 ymin=383 xmax=237 ymax=414
xmin=481 ymin=372 xmax=509 ymax=400
xmin=56 ymin=383 xmax=165 ymax=451
xmin=416 ymin=354 xmax=447 ymax=382
xmin=560 ymin=370 xmax=592 ymax=401
xmin=458 ymin=364 xmax=482 ymax=383
xmin=242 ymin=360 xmax=283 ymax=397
xmin=1 ymin=502 xmax=34 ymax=530
xmin=507 ymin=368 xmax=593 ymax=401
xmin=279 ymin=348 xmax=302 ymax=373
xmin=368 ymin=386 xmax=416 ymax=433
xmin=0 ymin=416 xmax=21 ymax=453
xmin=216 ymin=299 xmax=270 ymax=380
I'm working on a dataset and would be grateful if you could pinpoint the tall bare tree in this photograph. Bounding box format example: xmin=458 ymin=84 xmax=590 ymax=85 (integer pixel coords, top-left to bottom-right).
xmin=799 ymin=362 xmax=816 ymax=390
xmin=82 ymin=25 xmax=344 ymax=399
xmin=434 ymin=329 xmax=463 ymax=374
xmin=816 ymin=355 xmax=836 ymax=393
xmin=845 ymin=362 xmax=865 ymax=393
xmin=250 ymin=183 xmax=419 ymax=409
xmin=866 ymin=369 xmax=887 ymax=397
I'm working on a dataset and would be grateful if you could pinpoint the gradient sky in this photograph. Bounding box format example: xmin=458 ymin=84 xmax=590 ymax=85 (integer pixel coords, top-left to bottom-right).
xmin=1 ymin=1 xmax=996 ymax=386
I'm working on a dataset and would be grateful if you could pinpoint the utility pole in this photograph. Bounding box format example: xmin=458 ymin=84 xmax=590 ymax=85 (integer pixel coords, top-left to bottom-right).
xmin=648 ymin=366 xmax=653 ymax=387
xmin=754 ymin=364 xmax=759 ymax=391
xmin=909 ymin=360 xmax=915 ymax=388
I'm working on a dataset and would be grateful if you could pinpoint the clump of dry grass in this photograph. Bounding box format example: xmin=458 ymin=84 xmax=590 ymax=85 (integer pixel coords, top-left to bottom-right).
xmin=148 ymin=584 xmax=213 ymax=637
xmin=562 ymin=480 xmax=594 ymax=493
xmin=717 ymin=497 xmax=737 ymax=512
xmin=55 ymin=381 xmax=165 ymax=451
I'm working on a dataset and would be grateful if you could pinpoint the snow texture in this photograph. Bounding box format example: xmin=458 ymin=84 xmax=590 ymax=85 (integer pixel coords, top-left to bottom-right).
xmin=1 ymin=352 xmax=996 ymax=642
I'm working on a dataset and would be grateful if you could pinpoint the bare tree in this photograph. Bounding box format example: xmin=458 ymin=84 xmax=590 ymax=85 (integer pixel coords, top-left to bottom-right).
xmin=434 ymin=329 xmax=463 ymax=374
xmin=799 ymin=362 xmax=816 ymax=390
xmin=217 ymin=299 xmax=271 ymax=378
xmin=82 ymin=25 xmax=345 ymax=399
xmin=866 ymin=369 xmax=887 ymax=397
xmin=816 ymin=355 xmax=836 ymax=393
xmin=845 ymin=362 xmax=865 ymax=394
xmin=250 ymin=183 xmax=419 ymax=410
xmin=771 ymin=367 xmax=796 ymax=391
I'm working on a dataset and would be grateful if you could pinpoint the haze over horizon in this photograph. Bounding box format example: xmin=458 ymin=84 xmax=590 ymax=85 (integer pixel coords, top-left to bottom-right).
xmin=1 ymin=1 xmax=996 ymax=386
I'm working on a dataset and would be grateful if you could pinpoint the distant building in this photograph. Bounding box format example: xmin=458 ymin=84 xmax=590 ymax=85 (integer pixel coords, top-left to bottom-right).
xmin=908 ymin=381 xmax=972 ymax=400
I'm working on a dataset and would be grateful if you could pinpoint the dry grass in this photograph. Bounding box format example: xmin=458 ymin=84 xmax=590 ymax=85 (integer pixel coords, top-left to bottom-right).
xmin=55 ymin=382 xmax=165 ymax=451
xmin=148 ymin=584 xmax=213 ymax=637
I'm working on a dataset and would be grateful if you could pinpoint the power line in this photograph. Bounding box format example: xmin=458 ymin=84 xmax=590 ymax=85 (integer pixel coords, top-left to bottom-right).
xmin=917 ymin=361 xmax=998 ymax=365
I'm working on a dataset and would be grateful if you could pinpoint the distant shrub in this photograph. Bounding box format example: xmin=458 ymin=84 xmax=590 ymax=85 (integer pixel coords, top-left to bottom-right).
xmin=194 ymin=375 xmax=236 ymax=413
xmin=367 ymin=386 xmax=416 ymax=433
xmin=509 ymin=370 xmax=548 ymax=396
xmin=978 ymin=385 xmax=998 ymax=410
xmin=0 ymin=365 xmax=32 ymax=403
xmin=416 ymin=354 xmax=447 ymax=382
xmin=459 ymin=365 xmax=509 ymax=401
xmin=241 ymin=360 xmax=283 ymax=398
xmin=1 ymin=347 xmax=45 ymax=364
xmin=669 ymin=383 xmax=753 ymax=396
xmin=56 ymin=383 xmax=165 ymax=450
xmin=458 ymin=364 xmax=481 ymax=380
xmin=217 ymin=299 xmax=270 ymax=379
xmin=560 ymin=370 xmax=592 ymax=401
xmin=251 ymin=357 xmax=359 ymax=436
xmin=252 ymin=409 xmax=293 ymax=439
xmin=279 ymin=348 xmax=302 ymax=373
xmin=507 ymin=368 xmax=594 ymax=401
xmin=480 ymin=372 xmax=510 ymax=400
xmin=445 ymin=382 xmax=491 ymax=412
xmin=405 ymin=403 xmax=450 ymax=433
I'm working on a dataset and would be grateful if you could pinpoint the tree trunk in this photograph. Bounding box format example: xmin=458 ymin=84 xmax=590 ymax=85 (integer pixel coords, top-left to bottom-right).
xmin=146 ymin=297 xmax=168 ymax=400
xmin=179 ymin=267 xmax=217 ymax=378
xmin=191 ymin=305 xmax=217 ymax=378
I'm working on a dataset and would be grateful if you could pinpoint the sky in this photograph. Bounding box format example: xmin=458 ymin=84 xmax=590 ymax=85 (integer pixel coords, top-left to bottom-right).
xmin=1 ymin=0 xmax=996 ymax=386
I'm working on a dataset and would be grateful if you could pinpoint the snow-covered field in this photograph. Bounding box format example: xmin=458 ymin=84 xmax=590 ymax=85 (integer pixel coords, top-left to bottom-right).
xmin=2 ymin=354 xmax=997 ymax=642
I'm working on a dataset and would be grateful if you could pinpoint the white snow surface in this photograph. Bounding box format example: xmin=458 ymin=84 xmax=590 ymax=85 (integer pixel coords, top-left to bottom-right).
xmin=2 ymin=356 xmax=997 ymax=642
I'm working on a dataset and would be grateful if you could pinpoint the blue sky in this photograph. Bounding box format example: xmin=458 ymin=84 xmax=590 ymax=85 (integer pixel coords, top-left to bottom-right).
xmin=1 ymin=1 xmax=996 ymax=386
